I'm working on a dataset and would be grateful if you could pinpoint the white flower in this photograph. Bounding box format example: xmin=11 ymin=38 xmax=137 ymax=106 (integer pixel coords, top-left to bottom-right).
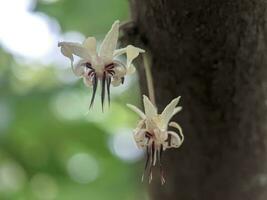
xmin=58 ymin=20 xmax=145 ymax=109
xmin=127 ymin=95 xmax=184 ymax=184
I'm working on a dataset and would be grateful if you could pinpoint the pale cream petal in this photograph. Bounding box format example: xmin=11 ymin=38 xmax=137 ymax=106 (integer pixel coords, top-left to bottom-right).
xmin=160 ymin=96 xmax=181 ymax=125
xmin=111 ymin=76 xmax=122 ymax=87
xmin=83 ymin=37 xmax=97 ymax=56
xmin=113 ymin=47 xmax=126 ymax=57
xmin=134 ymin=128 xmax=146 ymax=141
xmin=153 ymin=128 xmax=168 ymax=144
xmin=173 ymin=106 xmax=182 ymax=116
xmin=126 ymin=104 xmax=146 ymax=119
xmin=143 ymin=95 xmax=157 ymax=119
xmin=169 ymin=122 xmax=183 ymax=139
xmin=145 ymin=118 xmax=158 ymax=132
xmin=134 ymin=129 xmax=147 ymax=149
xmin=134 ymin=119 xmax=145 ymax=131
xmin=113 ymin=63 xmax=126 ymax=77
xmin=58 ymin=42 xmax=74 ymax=62
xmin=58 ymin=42 xmax=90 ymax=59
xmin=113 ymin=45 xmax=145 ymax=60
xmin=73 ymin=60 xmax=86 ymax=76
xmin=99 ymin=20 xmax=120 ymax=63
xmin=133 ymin=120 xmax=146 ymax=149
xmin=125 ymin=45 xmax=145 ymax=68
xmin=166 ymin=131 xmax=183 ymax=148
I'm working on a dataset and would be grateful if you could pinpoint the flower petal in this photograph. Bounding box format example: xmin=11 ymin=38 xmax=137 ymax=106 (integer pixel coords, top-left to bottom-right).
xmin=126 ymin=104 xmax=146 ymax=119
xmin=83 ymin=37 xmax=97 ymax=56
xmin=58 ymin=42 xmax=90 ymax=59
xmin=111 ymin=76 xmax=122 ymax=87
xmin=166 ymin=130 xmax=183 ymax=148
xmin=113 ymin=47 xmax=126 ymax=57
xmin=99 ymin=20 xmax=120 ymax=63
xmin=134 ymin=129 xmax=147 ymax=149
xmin=113 ymin=61 xmax=127 ymax=77
xmin=125 ymin=45 xmax=145 ymax=68
xmin=160 ymin=96 xmax=181 ymax=125
xmin=173 ymin=106 xmax=182 ymax=116
xmin=143 ymin=95 xmax=157 ymax=119
xmin=169 ymin=122 xmax=183 ymax=139
xmin=153 ymin=128 xmax=168 ymax=145
xmin=73 ymin=60 xmax=86 ymax=76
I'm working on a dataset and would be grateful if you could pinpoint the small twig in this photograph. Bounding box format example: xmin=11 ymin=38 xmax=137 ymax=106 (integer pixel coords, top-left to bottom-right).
xmin=143 ymin=54 xmax=156 ymax=105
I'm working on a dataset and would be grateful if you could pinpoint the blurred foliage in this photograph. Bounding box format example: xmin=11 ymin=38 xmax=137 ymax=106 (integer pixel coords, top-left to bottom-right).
xmin=36 ymin=0 xmax=129 ymax=36
xmin=0 ymin=0 xmax=148 ymax=200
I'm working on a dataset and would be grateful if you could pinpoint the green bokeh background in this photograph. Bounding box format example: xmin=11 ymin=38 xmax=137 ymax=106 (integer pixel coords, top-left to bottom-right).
xmin=0 ymin=0 xmax=147 ymax=199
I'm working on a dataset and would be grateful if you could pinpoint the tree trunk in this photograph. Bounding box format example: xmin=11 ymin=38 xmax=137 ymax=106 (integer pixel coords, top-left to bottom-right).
xmin=126 ymin=0 xmax=267 ymax=199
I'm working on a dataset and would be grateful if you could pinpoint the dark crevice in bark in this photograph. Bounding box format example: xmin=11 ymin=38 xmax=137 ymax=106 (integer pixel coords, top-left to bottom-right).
xmin=124 ymin=0 xmax=267 ymax=199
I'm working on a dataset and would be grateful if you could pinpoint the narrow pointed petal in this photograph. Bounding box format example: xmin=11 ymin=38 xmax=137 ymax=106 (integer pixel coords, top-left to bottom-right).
xmin=106 ymin=77 xmax=111 ymax=106
xmin=101 ymin=73 xmax=106 ymax=111
xmin=160 ymin=96 xmax=181 ymax=125
xmin=58 ymin=42 xmax=90 ymax=59
xmin=83 ymin=37 xmax=97 ymax=56
xmin=173 ymin=106 xmax=182 ymax=116
xmin=142 ymin=145 xmax=150 ymax=182
xmin=144 ymin=145 xmax=150 ymax=171
xmin=99 ymin=20 xmax=120 ymax=63
xmin=143 ymin=95 xmax=157 ymax=119
xmin=126 ymin=104 xmax=146 ymax=119
xmin=89 ymin=75 xmax=98 ymax=109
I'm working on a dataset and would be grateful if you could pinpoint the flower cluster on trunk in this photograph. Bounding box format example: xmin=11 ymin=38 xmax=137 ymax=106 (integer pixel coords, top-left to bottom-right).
xmin=58 ymin=20 xmax=184 ymax=184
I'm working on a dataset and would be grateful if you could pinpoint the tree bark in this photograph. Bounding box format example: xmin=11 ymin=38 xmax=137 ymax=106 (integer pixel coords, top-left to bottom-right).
xmin=126 ymin=0 xmax=267 ymax=199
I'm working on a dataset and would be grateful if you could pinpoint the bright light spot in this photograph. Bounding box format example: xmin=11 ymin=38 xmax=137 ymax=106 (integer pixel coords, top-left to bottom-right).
xmin=40 ymin=0 xmax=59 ymax=4
xmin=0 ymin=0 xmax=35 ymax=13
xmin=0 ymin=13 xmax=57 ymax=60
xmin=0 ymin=161 xmax=26 ymax=193
xmin=30 ymin=173 xmax=58 ymax=200
xmin=67 ymin=153 xmax=99 ymax=184
xmin=0 ymin=0 xmax=60 ymax=63
xmin=109 ymin=129 xmax=143 ymax=162
xmin=0 ymin=100 xmax=13 ymax=133
xmin=51 ymin=90 xmax=89 ymax=121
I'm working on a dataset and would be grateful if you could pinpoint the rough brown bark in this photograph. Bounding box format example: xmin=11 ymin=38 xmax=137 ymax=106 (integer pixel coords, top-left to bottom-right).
xmin=125 ymin=0 xmax=267 ymax=199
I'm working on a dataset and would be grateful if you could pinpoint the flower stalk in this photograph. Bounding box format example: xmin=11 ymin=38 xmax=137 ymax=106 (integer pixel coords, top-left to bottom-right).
xmin=143 ymin=54 xmax=156 ymax=105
